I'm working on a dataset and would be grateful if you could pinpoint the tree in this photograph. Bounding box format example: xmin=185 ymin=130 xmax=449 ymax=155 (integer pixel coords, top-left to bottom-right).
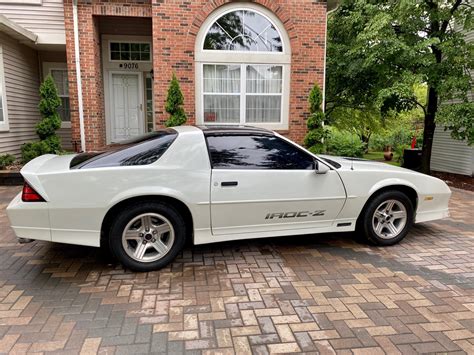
xmin=304 ymin=84 xmax=327 ymax=153
xmin=329 ymin=84 xmax=427 ymax=152
xmin=326 ymin=0 xmax=473 ymax=173
xmin=21 ymin=75 xmax=62 ymax=163
xmin=329 ymin=106 xmax=382 ymax=152
xmin=438 ymin=102 xmax=474 ymax=144
xmin=164 ymin=73 xmax=187 ymax=127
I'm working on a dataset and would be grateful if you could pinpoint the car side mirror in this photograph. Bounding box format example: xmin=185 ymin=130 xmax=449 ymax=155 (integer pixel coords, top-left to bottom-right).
xmin=315 ymin=160 xmax=330 ymax=174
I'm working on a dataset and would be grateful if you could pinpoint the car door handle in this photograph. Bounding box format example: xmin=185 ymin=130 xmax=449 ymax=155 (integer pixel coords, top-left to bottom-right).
xmin=221 ymin=181 xmax=238 ymax=187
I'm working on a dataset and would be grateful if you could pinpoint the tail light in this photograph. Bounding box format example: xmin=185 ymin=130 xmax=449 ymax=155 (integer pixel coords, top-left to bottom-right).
xmin=22 ymin=182 xmax=45 ymax=202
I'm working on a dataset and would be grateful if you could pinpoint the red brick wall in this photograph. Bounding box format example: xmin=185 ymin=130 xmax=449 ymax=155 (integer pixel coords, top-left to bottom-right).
xmin=64 ymin=0 xmax=326 ymax=151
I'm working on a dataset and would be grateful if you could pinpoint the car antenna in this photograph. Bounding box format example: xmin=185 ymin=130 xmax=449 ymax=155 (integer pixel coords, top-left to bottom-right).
xmin=350 ymin=134 xmax=354 ymax=170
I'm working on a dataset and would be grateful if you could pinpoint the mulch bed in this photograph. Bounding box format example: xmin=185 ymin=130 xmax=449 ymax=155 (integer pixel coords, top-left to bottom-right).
xmin=431 ymin=171 xmax=474 ymax=192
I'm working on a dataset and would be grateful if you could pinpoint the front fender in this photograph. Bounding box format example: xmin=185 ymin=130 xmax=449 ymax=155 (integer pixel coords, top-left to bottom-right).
xmin=368 ymin=178 xmax=419 ymax=197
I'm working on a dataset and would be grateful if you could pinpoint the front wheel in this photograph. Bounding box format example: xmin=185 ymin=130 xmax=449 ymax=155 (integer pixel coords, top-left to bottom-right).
xmin=360 ymin=190 xmax=414 ymax=246
xmin=109 ymin=202 xmax=186 ymax=271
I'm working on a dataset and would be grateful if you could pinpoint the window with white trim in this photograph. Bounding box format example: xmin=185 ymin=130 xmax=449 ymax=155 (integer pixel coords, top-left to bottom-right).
xmin=204 ymin=9 xmax=283 ymax=52
xmin=43 ymin=63 xmax=71 ymax=127
xmin=0 ymin=46 xmax=8 ymax=131
xmin=109 ymin=42 xmax=151 ymax=62
xmin=203 ymin=64 xmax=283 ymax=124
xmin=196 ymin=5 xmax=291 ymax=128
xmin=50 ymin=69 xmax=70 ymax=123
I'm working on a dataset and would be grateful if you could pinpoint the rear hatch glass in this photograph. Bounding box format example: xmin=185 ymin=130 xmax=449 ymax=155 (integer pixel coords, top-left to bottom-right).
xmin=70 ymin=129 xmax=178 ymax=169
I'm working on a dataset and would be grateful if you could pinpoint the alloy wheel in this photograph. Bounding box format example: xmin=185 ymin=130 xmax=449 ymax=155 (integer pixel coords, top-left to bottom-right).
xmin=372 ymin=199 xmax=407 ymax=240
xmin=121 ymin=213 xmax=175 ymax=263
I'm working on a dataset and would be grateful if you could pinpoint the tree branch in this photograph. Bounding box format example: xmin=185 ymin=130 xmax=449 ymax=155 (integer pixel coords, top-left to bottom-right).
xmin=440 ymin=0 xmax=463 ymax=34
xmin=411 ymin=98 xmax=427 ymax=116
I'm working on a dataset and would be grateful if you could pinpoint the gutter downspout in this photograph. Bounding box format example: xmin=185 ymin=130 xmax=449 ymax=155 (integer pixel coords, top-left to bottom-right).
xmin=322 ymin=5 xmax=339 ymax=113
xmin=72 ymin=0 xmax=86 ymax=152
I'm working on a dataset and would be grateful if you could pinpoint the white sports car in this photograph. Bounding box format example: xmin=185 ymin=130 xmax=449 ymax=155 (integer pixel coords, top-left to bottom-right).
xmin=7 ymin=126 xmax=451 ymax=271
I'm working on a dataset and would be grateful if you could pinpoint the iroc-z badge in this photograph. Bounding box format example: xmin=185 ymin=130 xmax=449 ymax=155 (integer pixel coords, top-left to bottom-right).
xmin=265 ymin=210 xmax=326 ymax=219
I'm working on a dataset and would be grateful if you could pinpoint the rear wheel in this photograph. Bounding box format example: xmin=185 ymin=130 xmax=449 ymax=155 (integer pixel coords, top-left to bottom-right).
xmin=359 ymin=190 xmax=414 ymax=246
xmin=109 ymin=202 xmax=186 ymax=271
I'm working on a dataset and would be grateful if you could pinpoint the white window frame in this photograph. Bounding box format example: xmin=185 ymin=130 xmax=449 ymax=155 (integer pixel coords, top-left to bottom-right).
xmin=0 ymin=46 xmax=9 ymax=132
xmin=195 ymin=3 xmax=291 ymax=130
xmin=108 ymin=41 xmax=152 ymax=63
xmin=0 ymin=0 xmax=42 ymax=4
xmin=201 ymin=63 xmax=285 ymax=125
xmin=42 ymin=62 xmax=70 ymax=129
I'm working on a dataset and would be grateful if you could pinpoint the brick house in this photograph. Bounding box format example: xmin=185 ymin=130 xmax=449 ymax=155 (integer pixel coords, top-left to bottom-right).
xmin=64 ymin=0 xmax=330 ymax=152
xmin=1 ymin=0 xmax=333 ymax=155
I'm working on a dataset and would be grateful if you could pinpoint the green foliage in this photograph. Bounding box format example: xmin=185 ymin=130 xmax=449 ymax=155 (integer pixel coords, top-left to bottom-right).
xmin=304 ymin=84 xmax=327 ymax=153
xmin=304 ymin=128 xmax=328 ymax=148
xmin=369 ymin=128 xmax=423 ymax=152
xmin=438 ymin=102 xmax=474 ymax=145
xmin=21 ymin=75 xmax=62 ymax=163
xmin=326 ymin=0 xmax=473 ymax=172
xmin=0 ymin=154 xmax=15 ymax=169
xmin=308 ymin=144 xmax=325 ymax=155
xmin=325 ymin=128 xmax=364 ymax=158
xmin=308 ymin=85 xmax=323 ymax=113
xmin=165 ymin=73 xmax=187 ymax=127
xmin=21 ymin=141 xmax=49 ymax=163
xmin=36 ymin=115 xmax=61 ymax=139
xmin=395 ymin=144 xmax=410 ymax=165
xmin=38 ymin=76 xmax=62 ymax=118
xmin=307 ymin=112 xmax=325 ymax=130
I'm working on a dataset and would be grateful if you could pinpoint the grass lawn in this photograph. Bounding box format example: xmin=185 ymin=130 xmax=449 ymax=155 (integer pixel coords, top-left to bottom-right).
xmin=363 ymin=151 xmax=401 ymax=166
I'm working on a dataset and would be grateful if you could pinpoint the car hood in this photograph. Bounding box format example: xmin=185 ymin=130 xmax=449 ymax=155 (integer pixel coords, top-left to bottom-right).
xmin=319 ymin=155 xmax=422 ymax=174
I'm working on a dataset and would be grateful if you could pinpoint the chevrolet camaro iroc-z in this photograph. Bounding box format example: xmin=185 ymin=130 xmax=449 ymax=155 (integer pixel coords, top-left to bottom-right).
xmin=7 ymin=126 xmax=451 ymax=271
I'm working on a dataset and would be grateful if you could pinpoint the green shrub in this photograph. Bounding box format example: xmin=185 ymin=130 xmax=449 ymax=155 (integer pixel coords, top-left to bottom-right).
xmin=165 ymin=73 xmax=187 ymax=127
xmin=326 ymin=129 xmax=364 ymax=158
xmin=369 ymin=134 xmax=390 ymax=151
xmin=21 ymin=75 xmax=62 ymax=163
xmin=0 ymin=154 xmax=16 ymax=169
xmin=304 ymin=84 xmax=327 ymax=153
xmin=21 ymin=141 xmax=49 ymax=163
xmin=369 ymin=128 xmax=424 ymax=152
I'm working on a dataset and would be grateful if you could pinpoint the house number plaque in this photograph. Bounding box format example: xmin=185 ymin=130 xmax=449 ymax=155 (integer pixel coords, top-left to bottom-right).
xmin=120 ymin=63 xmax=139 ymax=69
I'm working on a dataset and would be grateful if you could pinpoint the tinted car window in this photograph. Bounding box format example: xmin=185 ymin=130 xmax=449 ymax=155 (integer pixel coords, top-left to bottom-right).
xmin=71 ymin=129 xmax=177 ymax=169
xmin=206 ymin=134 xmax=315 ymax=169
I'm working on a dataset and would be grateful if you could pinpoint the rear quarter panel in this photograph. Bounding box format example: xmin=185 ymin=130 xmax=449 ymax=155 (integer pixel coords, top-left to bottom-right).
xmin=41 ymin=130 xmax=211 ymax=247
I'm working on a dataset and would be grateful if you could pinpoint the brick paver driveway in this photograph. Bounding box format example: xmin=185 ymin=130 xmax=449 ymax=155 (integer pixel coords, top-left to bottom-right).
xmin=0 ymin=186 xmax=472 ymax=354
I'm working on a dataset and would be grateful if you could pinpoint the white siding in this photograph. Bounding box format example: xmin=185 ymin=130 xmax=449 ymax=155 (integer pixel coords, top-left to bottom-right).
xmin=431 ymin=29 xmax=473 ymax=176
xmin=0 ymin=0 xmax=65 ymax=44
xmin=431 ymin=126 xmax=474 ymax=176
xmin=0 ymin=32 xmax=41 ymax=157
xmin=57 ymin=127 xmax=72 ymax=150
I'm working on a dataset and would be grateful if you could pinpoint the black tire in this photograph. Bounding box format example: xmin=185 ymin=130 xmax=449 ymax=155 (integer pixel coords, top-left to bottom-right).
xmin=358 ymin=190 xmax=414 ymax=246
xmin=108 ymin=201 xmax=186 ymax=271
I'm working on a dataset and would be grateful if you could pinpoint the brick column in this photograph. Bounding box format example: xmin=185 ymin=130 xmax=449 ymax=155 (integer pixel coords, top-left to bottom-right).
xmin=151 ymin=0 xmax=196 ymax=128
xmin=286 ymin=1 xmax=327 ymax=143
xmin=64 ymin=0 xmax=106 ymax=152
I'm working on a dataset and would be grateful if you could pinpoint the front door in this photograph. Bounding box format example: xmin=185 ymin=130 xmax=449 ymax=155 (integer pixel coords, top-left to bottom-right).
xmin=110 ymin=72 xmax=144 ymax=142
xmin=207 ymin=134 xmax=347 ymax=236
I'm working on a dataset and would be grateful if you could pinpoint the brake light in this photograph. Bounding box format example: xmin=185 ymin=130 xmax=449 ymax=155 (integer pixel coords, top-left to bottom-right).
xmin=22 ymin=182 xmax=45 ymax=202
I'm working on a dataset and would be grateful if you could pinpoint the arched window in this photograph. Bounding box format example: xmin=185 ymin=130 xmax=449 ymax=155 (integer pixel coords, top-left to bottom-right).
xmin=204 ymin=10 xmax=283 ymax=52
xmin=195 ymin=4 xmax=291 ymax=130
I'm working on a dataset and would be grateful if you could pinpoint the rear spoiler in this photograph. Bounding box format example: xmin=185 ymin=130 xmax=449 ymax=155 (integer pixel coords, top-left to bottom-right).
xmin=20 ymin=154 xmax=76 ymax=202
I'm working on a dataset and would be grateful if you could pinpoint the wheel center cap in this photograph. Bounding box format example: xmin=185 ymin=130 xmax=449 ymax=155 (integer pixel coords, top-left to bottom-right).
xmin=144 ymin=233 xmax=153 ymax=241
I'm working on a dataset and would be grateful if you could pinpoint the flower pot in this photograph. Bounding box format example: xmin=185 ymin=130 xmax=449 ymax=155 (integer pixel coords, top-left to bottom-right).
xmin=383 ymin=145 xmax=393 ymax=161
